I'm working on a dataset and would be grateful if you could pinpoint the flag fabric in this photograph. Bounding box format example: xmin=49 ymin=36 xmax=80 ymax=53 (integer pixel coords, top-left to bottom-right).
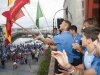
xmin=0 ymin=0 xmax=29 ymax=20
xmin=8 ymin=0 xmax=25 ymax=21
xmin=5 ymin=0 xmax=13 ymax=46
xmin=13 ymin=10 xmax=24 ymax=21
xmin=5 ymin=0 xmax=26 ymax=46
xmin=36 ymin=1 xmax=43 ymax=28
xmin=5 ymin=19 xmax=12 ymax=45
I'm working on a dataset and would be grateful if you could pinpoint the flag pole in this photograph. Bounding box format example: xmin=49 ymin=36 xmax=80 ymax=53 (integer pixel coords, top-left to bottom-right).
xmin=38 ymin=0 xmax=52 ymax=34
xmin=23 ymin=6 xmax=44 ymax=38
xmin=13 ymin=21 xmax=37 ymax=38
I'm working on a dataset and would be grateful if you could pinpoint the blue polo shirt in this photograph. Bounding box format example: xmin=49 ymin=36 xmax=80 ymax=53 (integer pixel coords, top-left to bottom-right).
xmin=52 ymin=31 xmax=74 ymax=63
xmin=84 ymin=49 xmax=100 ymax=75
xmin=83 ymin=48 xmax=100 ymax=75
xmin=92 ymin=57 xmax=100 ymax=75
xmin=72 ymin=33 xmax=82 ymax=58
xmin=84 ymin=49 xmax=95 ymax=70
xmin=54 ymin=32 xmax=58 ymax=36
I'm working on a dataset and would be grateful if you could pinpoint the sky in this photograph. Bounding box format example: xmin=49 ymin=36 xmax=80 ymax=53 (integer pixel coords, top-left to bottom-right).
xmin=0 ymin=0 xmax=64 ymax=29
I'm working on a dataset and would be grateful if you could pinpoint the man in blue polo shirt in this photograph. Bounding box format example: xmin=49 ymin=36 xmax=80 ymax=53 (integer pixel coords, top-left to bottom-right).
xmin=36 ymin=20 xmax=74 ymax=63
xmin=69 ymin=25 xmax=83 ymax=66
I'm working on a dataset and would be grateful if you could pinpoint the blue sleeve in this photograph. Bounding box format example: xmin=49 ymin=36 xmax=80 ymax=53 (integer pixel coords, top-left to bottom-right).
xmin=78 ymin=35 xmax=82 ymax=45
xmin=52 ymin=35 xmax=62 ymax=44
xmin=82 ymin=49 xmax=87 ymax=64
xmin=80 ymin=37 xmax=82 ymax=45
xmin=75 ymin=34 xmax=82 ymax=45
xmin=92 ymin=61 xmax=100 ymax=75
xmin=92 ymin=57 xmax=100 ymax=75
xmin=82 ymin=56 xmax=84 ymax=63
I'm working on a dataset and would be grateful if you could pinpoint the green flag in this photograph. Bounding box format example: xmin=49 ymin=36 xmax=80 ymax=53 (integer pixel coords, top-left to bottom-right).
xmin=36 ymin=1 xmax=43 ymax=28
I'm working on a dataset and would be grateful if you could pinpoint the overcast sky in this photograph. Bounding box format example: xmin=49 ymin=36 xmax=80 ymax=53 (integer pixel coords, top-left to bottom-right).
xmin=0 ymin=0 xmax=64 ymax=29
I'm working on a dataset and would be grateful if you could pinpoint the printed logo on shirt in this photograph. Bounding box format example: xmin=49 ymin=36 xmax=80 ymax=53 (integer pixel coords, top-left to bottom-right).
xmin=75 ymin=40 xmax=78 ymax=43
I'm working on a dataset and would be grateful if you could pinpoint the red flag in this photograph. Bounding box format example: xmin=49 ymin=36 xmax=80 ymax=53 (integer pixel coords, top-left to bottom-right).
xmin=5 ymin=0 xmax=14 ymax=46
xmin=5 ymin=19 xmax=12 ymax=46
xmin=5 ymin=10 xmax=25 ymax=46
xmin=1 ymin=0 xmax=29 ymax=20
xmin=13 ymin=10 xmax=24 ymax=21
xmin=5 ymin=0 xmax=26 ymax=46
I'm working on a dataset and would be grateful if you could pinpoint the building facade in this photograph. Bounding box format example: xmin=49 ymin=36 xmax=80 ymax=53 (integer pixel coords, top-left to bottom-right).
xmin=63 ymin=0 xmax=100 ymax=33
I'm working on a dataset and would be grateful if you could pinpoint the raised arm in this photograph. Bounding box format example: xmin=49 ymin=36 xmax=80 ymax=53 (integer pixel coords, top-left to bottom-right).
xmin=36 ymin=36 xmax=54 ymax=45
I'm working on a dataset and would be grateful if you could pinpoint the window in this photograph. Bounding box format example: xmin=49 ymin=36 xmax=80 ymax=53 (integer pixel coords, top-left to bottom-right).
xmin=92 ymin=8 xmax=100 ymax=25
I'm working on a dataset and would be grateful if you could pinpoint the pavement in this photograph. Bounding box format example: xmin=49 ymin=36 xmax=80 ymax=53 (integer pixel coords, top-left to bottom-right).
xmin=0 ymin=55 xmax=43 ymax=75
xmin=0 ymin=72 xmax=17 ymax=75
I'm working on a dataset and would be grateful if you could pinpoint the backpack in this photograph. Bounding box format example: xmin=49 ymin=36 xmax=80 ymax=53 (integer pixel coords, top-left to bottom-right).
xmin=35 ymin=54 xmax=38 ymax=58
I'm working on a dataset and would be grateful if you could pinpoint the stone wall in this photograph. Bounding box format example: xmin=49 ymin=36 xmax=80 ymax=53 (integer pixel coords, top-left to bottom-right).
xmin=63 ymin=0 xmax=85 ymax=33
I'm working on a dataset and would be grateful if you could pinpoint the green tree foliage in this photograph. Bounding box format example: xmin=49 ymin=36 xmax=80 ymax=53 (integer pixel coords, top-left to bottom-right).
xmin=36 ymin=48 xmax=51 ymax=75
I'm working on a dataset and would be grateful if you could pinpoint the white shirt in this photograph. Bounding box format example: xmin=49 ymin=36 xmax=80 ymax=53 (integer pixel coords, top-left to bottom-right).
xmin=13 ymin=62 xmax=17 ymax=65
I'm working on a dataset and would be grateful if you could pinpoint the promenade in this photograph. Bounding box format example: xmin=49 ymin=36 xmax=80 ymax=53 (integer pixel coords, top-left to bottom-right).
xmin=0 ymin=55 xmax=43 ymax=75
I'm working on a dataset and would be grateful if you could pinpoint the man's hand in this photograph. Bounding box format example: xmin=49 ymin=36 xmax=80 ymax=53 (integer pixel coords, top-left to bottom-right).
xmin=72 ymin=43 xmax=84 ymax=54
xmin=72 ymin=43 xmax=81 ymax=52
xmin=51 ymin=50 xmax=70 ymax=69
xmin=72 ymin=43 xmax=80 ymax=50
xmin=50 ymin=45 xmax=57 ymax=50
xmin=55 ymin=70 xmax=69 ymax=75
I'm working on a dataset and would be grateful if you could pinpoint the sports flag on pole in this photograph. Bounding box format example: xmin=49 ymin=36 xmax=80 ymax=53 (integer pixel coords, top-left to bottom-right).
xmin=5 ymin=0 xmax=26 ymax=46
xmin=36 ymin=1 xmax=43 ymax=28
xmin=5 ymin=0 xmax=13 ymax=46
xmin=0 ymin=0 xmax=29 ymax=20
xmin=5 ymin=19 xmax=12 ymax=45
xmin=13 ymin=10 xmax=24 ymax=21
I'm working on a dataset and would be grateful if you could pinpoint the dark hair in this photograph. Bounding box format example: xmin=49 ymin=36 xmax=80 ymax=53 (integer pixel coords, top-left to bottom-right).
xmin=53 ymin=28 xmax=57 ymax=30
xmin=69 ymin=25 xmax=77 ymax=32
xmin=64 ymin=20 xmax=71 ymax=30
xmin=83 ymin=18 xmax=99 ymax=27
xmin=81 ymin=27 xmax=100 ymax=41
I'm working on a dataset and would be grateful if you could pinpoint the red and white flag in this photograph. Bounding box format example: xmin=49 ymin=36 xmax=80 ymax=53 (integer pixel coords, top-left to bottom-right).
xmin=0 ymin=0 xmax=29 ymax=20
xmin=4 ymin=0 xmax=28 ymax=46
